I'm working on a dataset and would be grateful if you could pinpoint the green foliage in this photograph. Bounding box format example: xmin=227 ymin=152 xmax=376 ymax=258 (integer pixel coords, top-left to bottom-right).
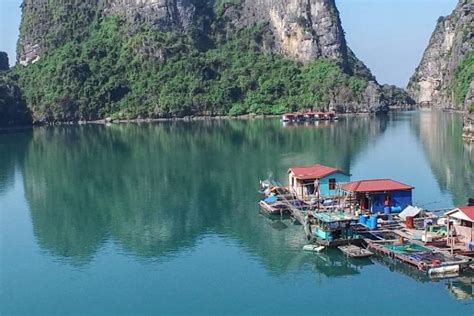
xmin=451 ymin=51 xmax=474 ymax=107
xmin=0 ymin=51 xmax=8 ymax=71
xmin=14 ymin=17 xmax=373 ymax=122
xmin=0 ymin=73 xmax=31 ymax=127
xmin=382 ymin=84 xmax=415 ymax=105
xmin=213 ymin=0 xmax=241 ymax=16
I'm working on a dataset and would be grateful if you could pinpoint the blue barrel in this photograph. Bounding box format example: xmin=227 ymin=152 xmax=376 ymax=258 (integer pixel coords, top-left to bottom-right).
xmin=359 ymin=215 xmax=368 ymax=225
xmin=367 ymin=215 xmax=378 ymax=229
xmin=384 ymin=206 xmax=391 ymax=215
xmin=391 ymin=206 xmax=402 ymax=213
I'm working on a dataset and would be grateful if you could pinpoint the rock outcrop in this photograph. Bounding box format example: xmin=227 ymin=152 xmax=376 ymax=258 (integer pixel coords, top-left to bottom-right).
xmin=222 ymin=0 xmax=348 ymax=65
xmin=463 ymin=112 xmax=474 ymax=141
xmin=0 ymin=51 xmax=31 ymax=127
xmin=407 ymin=0 xmax=473 ymax=109
xmin=18 ymin=0 xmax=99 ymax=66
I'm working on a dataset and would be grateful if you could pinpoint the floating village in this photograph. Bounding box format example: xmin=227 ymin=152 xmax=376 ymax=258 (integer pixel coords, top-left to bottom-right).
xmin=258 ymin=163 xmax=474 ymax=282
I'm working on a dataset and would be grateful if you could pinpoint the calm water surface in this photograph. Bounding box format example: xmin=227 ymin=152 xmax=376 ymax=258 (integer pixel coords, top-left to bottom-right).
xmin=1 ymin=111 xmax=473 ymax=315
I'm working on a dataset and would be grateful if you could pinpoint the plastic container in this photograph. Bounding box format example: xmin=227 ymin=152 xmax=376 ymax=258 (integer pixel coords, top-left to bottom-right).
xmin=367 ymin=215 xmax=378 ymax=229
xmin=359 ymin=215 xmax=368 ymax=225
xmin=406 ymin=216 xmax=415 ymax=229
xmin=384 ymin=206 xmax=391 ymax=215
xmin=391 ymin=206 xmax=402 ymax=213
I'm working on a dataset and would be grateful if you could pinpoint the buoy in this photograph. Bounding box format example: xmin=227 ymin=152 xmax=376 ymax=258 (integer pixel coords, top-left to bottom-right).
xmin=428 ymin=265 xmax=460 ymax=276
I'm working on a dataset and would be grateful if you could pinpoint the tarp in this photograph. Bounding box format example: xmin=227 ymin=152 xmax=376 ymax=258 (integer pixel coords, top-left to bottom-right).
xmin=398 ymin=205 xmax=423 ymax=220
xmin=264 ymin=196 xmax=278 ymax=204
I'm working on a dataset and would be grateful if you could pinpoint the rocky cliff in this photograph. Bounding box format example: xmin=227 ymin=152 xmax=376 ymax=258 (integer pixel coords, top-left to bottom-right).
xmin=18 ymin=0 xmax=351 ymax=66
xmin=14 ymin=0 xmax=410 ymax=122
xmin=463 ymin=112 xmax=474 ymax=141
xmin=0 ymin=52 xmax=31 ymax=127
xmin=407 ymin=0 xmax=473 ymax=109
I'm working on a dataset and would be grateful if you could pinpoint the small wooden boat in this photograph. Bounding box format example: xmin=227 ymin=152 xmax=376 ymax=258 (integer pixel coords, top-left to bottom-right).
xmin=338 ymin=245 xmax=373 ymax=258
xmin=258 ymin=200 xmax=290 ymax=215
xmin=281 ymin=113 xmax=294 ymax=122
xmin=303 ymin=245 xmax=326 ymax=252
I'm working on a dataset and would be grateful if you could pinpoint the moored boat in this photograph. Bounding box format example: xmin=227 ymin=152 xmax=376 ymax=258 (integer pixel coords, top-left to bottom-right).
xmin=338 ymin=245 xmax=373 ymax=258
xmin=281 ymin=113 xmax=295 ymax=122
xmin=308 ymin=212 xmax=362 ymax=247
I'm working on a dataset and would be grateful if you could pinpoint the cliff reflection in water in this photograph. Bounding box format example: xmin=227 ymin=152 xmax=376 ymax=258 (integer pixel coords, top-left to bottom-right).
xmin=0 ymin=130 xmax=32 ymax=197
xmin=21 ymin=117 xmax=386 ymax=271
xmin=411 ymin=111 xmax=474 ymax=206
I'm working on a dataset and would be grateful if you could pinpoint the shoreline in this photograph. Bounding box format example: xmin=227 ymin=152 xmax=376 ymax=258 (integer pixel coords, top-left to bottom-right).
xmin=0 ymin=112 xmax=376 ymax=131
xmin=4 ymin=108 xmax=467 ymax=131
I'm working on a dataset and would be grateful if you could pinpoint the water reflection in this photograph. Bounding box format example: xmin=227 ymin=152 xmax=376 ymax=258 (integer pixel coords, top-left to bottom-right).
xmin=447 ymin=274 xmax=474 ymax=300
xmin=0 ymin=130 xmax=32 ymax=196
xmin=18 ymin=118 xmax=384 ymax=268
xmin=3 ymin=112 xmax=470 ymax=294
xmin=411 ymin=111 xmax=474 ymax=206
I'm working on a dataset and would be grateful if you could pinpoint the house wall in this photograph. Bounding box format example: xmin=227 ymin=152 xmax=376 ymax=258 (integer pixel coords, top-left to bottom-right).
xmin=454 ymin=224 xmax=474 ymax=243
xmin=319 ymin=173 xmax=350 ymax=196
xmin=368 ymin=190 xmax=413 ymax=213
xmin=289 ymin=172 xmax=350 ymax=198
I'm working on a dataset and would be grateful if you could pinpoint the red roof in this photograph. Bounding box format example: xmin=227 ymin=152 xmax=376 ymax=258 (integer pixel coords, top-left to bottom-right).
xmin=457 ymin=206 xmax=474 ymax=221
xmin=288 ymin=164 xmax=347 ymax=180
xmin=341 ymin=179 xmax=414 ymax=193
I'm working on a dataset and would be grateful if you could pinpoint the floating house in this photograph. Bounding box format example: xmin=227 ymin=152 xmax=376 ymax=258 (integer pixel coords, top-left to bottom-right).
xmin=288 ymin=164 xmax=350 ymax=199
xmin=341 ymin=179 xmax=414 ymax=213
xmin=445 ymin=204 xmax=474 ymax=252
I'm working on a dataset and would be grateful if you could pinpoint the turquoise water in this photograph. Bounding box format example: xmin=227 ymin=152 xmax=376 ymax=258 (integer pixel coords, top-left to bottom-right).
xmin=0 ymin=111 xmax=473 ymax=315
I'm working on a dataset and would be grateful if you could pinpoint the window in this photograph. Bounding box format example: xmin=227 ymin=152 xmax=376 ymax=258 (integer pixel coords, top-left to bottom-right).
xmin=329 ymin=178 xmax=336 ymax=190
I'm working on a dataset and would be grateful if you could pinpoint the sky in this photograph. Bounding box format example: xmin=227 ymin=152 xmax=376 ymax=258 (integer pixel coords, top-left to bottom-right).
xmin=0 ymin=0 xmax=458 ymax=87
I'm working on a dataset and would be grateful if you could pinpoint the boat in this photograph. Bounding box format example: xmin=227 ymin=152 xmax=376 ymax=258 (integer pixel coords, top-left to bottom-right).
xmin=326 ymin=111 xmax=339 ymax=121
xmin=303 ymin=245 xmax=326 ymax=252
xmin=281 ymin=113 xmax=295 ymax=122
xmin=308 ymin=212 xmax=362 ymax=247
xmin=338 ymin=245 xmax=373 ymax=258
xmin=258 ymin=179 xmax=291 ymax=197
xmin=258 ymin=200 xmax=290 ymax=215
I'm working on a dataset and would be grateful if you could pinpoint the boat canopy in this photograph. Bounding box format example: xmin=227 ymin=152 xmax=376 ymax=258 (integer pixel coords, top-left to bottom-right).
xmin=313 ymin=212 xmax=357 ymax=223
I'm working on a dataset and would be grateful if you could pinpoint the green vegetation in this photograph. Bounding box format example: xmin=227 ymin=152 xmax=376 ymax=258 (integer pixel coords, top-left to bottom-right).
xmin=451 ymin=51 xmax=474 ymax=106
xmin=213 ymin=0 xmax=241 ymax=16
xmin=0 ymin=74 xmax=31 ymax=127
xmin=13 ymin=17 xmax=373 ymax=122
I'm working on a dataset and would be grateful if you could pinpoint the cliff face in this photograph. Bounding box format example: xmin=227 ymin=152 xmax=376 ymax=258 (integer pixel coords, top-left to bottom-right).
xmin=0 ymin=51 xmax=31 ymax=127
xmin=221 ymin=0 xmax=347 ymax=64
xmin=463 ymin=113 xmax=474 ymax=141
xmin=18 ymin=0 xmax=350 ymax=65
xmin=18 ymin=0 xmax=99 ymax=66
xmin=407 ymin=0 xmax=473 ymax=109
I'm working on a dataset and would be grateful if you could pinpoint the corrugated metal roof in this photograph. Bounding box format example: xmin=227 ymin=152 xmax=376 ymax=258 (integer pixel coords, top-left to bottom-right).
xmin=341 ymin=179 xmax=414 ymax=193
xmin=288 ymin=164 xmax=348 ymax=180
xmin=447 ymin=206 xmax=474 ymax=221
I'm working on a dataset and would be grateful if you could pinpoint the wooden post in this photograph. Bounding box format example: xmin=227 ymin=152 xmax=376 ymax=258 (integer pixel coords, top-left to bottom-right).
xmin=448 ymin=215 xmax=454 ymax=255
